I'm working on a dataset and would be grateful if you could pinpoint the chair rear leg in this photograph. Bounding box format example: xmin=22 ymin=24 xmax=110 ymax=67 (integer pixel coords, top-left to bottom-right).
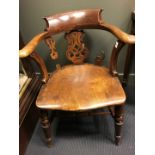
xmin=40 ymin=109 xmax=52 ymax=147
xmin=114 ymin=105 xmax=124 ymax=145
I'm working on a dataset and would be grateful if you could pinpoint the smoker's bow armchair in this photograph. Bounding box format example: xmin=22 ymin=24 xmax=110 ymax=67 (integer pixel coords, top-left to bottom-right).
xmin=19 ymin=9 xmax=135 ymax=147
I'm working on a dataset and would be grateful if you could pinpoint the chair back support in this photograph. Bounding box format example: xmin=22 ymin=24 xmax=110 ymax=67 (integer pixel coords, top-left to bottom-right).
xmin=43 ymin=9 xmax=102 ymax=34
xmin=43 ymin=9 xmax=135 ymax=44
xmin=19 ymin=9 xmax=135 ymax=83
xmin=65 ymin=30 xmax=89 ymax=65
xmin=43 ymin=9 xmax=134 ymax=69
xmin=43 ymin=9 xmax=102 ymax=65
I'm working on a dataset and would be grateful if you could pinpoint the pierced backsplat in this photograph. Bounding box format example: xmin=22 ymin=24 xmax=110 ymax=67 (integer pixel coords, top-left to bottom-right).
xmin=44 ymin=36 xmax=58 ymax=60
xmin=65 ymin=31 xmax=89 ymax=65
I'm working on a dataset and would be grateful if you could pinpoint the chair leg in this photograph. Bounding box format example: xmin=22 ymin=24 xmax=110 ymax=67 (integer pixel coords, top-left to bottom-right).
xmin=114 ymin=105 xmax=124 ymax=145
xmin=39 ymin=109 xmax=52 ymax=147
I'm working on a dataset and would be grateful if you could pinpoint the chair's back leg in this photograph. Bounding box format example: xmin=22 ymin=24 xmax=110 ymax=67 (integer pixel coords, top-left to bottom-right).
xmin=39 ymin=109 xmax=52 ymax=147
xmin=114 ymin=105 xmax=124 ymax=145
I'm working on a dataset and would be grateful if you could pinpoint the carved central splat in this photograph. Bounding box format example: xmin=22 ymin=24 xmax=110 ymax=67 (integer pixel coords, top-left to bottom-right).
xmin=44 ymin=31 xmax=88 ymax=65
xmin=65 ymin=30 xmax=89 ymax=65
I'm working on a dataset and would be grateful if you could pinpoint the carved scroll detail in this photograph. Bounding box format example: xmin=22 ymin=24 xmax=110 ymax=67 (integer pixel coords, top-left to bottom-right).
xmin=44 ymin=36 xmax=58 ymax=60
xmin=65 ymin=31 xmax=88 ymax=65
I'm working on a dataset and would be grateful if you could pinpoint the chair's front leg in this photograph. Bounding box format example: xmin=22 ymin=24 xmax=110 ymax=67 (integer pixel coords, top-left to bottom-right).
xmin=114 ymin=104 xmax=124 ymax=145
xmin=39 ymin=109 xmax=52 ymax=147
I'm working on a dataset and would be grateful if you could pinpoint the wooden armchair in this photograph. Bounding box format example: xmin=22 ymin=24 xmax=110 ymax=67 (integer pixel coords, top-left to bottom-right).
xmin=19 ymin=9 xmax=135 ymax=147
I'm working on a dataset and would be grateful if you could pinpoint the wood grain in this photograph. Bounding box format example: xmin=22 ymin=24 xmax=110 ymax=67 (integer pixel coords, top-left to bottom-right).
xmin=44 ymin=9 xmax=135 ymax=44
xmin=19 ymin=9 xmax=135 ymax=59
xmin=19 ymin=9 xmax=135 ymax=83
xmin=36 ymin=64 xmax=126 ymax=111
xmin=18 ymin=9 xmax=135 ymax=146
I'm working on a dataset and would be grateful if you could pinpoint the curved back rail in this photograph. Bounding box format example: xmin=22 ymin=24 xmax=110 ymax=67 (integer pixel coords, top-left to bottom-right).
xmin=43 ymin=9 xmax=134 ymax=44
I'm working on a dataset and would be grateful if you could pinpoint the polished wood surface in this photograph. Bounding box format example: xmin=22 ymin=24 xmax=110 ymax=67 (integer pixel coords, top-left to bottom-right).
xmin=19 ymin=9 xmax=135 ymax=146
xmin=19 ymin=31 xmax=49 ymax=58
xmin=109 ymin=40 xmax=125 ymax=76
xmin=44 ymin=9 xmax=135 ymax=44
xmin=36 ymin=64 xmax=125 ymax=111
xmin=44 ymin=9 xmax=102 ymax=34
xmin=101 ymin=23 xmax=135 ymax=44
xmin=19 ymin=9 xmax=135 ymax=60
xmin=19 ymin=31 xmax=34 ymax=77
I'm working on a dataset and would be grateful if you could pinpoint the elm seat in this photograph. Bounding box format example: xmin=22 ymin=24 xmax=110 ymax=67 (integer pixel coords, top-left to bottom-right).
xmin=36 ymin=64 xmax=126 ymax=111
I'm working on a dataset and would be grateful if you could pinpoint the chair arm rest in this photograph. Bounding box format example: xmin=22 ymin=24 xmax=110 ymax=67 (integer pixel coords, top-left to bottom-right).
xmin=19 ymin=31 xmax=49 ymax=58
xmin=19 ymin=31 xmax=49 ymax=83
xmin=101 ymin=23 xmax=135 ymax=44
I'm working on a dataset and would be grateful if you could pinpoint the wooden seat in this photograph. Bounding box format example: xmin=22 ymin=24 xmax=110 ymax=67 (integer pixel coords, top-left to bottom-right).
xmin=19 ymin=9 xmax=135 ymax=147
xmin=36 ymin=64 xmax=126 ymax=111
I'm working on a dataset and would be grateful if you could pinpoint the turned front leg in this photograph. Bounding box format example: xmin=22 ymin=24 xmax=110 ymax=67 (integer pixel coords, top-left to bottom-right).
xmin=114 ymin=105 xmax=124 ymax=145
xmin=40 ymin=109 xmax=52 ymax=147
